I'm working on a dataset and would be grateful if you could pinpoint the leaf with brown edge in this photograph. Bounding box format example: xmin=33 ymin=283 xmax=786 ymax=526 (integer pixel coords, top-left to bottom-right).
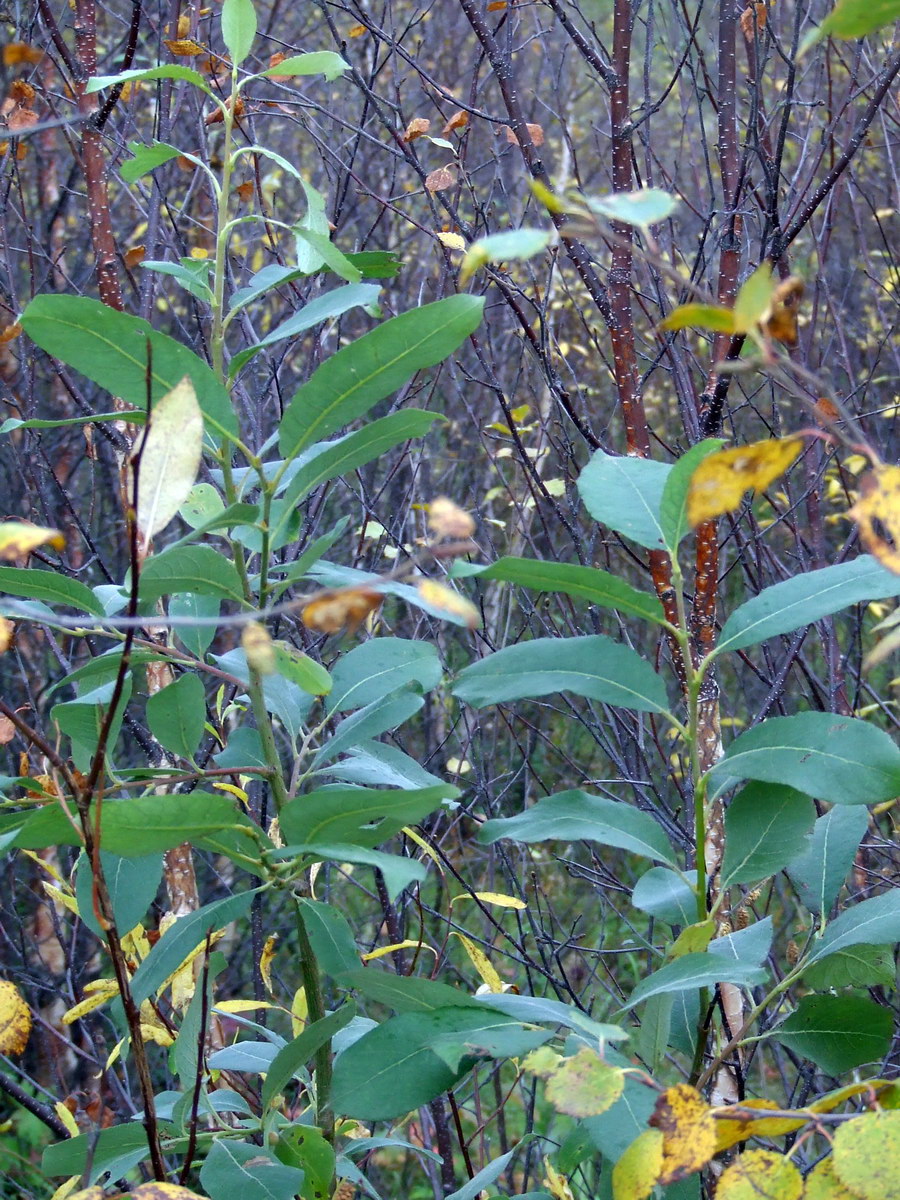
xmin=849 ymin=466 xmax=900 ymax=575
xmin=402 ymin=117 xmax=431 ymax=143
xmin=544 ymin=1047 xmax=625 ymax=1118
xmin=716 ymin=1150 xmax=803 ymax=1200
xmin=804 ymin=1157 xmax=859 ymax=1200
xmin=612 ymin=1129 xmax=664 ymax=1200
xmin=686 ymin=436 xmax=804 ymax=527
xmin=649 ymin=1083 xmax=716 ymax=1183
xmin=0 ymin=521 xmax=64 ymax=560
xmin=713 ymin=1099 xmax=806 ymax=1152
xmin=0 ymin=979 xmax=31 ymax=1055
xmin=301 ymin=587 xmax=383 ymax=636
xmin=833 ymin=1110 xmax=900 ymax=1200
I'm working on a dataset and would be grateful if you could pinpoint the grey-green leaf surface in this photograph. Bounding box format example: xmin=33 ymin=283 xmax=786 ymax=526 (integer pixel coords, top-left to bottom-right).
xmin=0 ymin=566 xmax=104 ymax=615
xmin=478 ymin=790 xmax=676 ymax=865
xmin=453 ymin=635 xmax=669 ymax=713
xmin=624 ymin=953 xmax=767 ymax=1008
xmin=199 ymin=1139 xmax=304 ymax=1200
xmin=772 ymin=994 xmax=893 ymax=1075
xmin=459 ymin=557 xmax=665 ymax=624
xmin=802 ymin=944 xmax=896 ymax=990
xmin=720 ymin=783 xmax=817 ymax=886
xmin=76 ymin=851 xmax=163 ymax=939
xmin=631 ymin=867 xmax=697 ymax=925
xmin=260 ymin=51 xmax=350 ymax=81
xmin=139 ymin=544 xmax=245 ymax=604
xmin=327 ymin=637 xmax=443 ymax=713
xmin=43 ymin=1121 xmax=172 ymax=1184
xmin=146 ymin=672 xmax=206 ymax=759
xmin=717 ymin=556 xmax=900 ymax=654
xmin=785 ymin=806 xmax=869 ymax=915
xmin=20 ymin=295 xmax=237 ymax=439
xmin=280 ymin=784 xmax=449 ymax=848
xmin=709 ymin=713 xmax=900 ymax=805
xmin=577 ymin=449 xmax=671 ymax=549
xmin=261 ymin=1004 xmax=356 ymax=1109
xmin=340 ymin=968 xmax=500 ymax=1013
xmin=278 ymin=294 xmax=483 ymax=460
xmin=275 ymin=843 xmax=425 ymax=902
xmin=807 ymin=889 xmax=900 ymax=964
xmin=312 ymin=687 xmax=425 ymax=767
xmin=659 ymin=439 xmax=726 ymax=552
xmin=298 ymin=898 xmax=360 ymax=976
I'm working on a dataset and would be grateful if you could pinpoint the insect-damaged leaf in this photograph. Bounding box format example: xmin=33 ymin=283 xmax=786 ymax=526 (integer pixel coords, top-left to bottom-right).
xmin=649 ymin=1083 xmax=716 ymax=1183
xmin=134 ymin=376 xmax=203 ymax=551
xmin=543 ymin=1048 xmax=626 ymax=1118
xmin=686 ymin=436 xmax=804 ymax=527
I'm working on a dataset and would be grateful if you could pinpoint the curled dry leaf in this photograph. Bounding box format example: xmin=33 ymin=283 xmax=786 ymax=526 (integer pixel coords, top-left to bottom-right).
xmin=849 ymin=465 xmax=900 ymax=575
xmin=123 ymin=244 xmax=147 ymax=268
xmin=649 ymin=1082 xmax=716 ymax=1183
xmin=260 ymin=933 xmax=278 ymax=994
xmin=0 ymin=520 xmax=64 ymax=560
xmin=740 ymin=2 xmax=768 ymax=38
xmin=425 ymin=165 xmax=457 ymax=193
xmin=427 ymin=496 xmax=476 ymax=539
xmin=814 ymin=396 xmax=842 ymax=426
xmin=301 ymin=586 xmax=383 ymax=636
xmin=9 ymin=79 xmax=36 ymax=103
xmin=504 ymin=122 xmax=544 ymax=147
xmin=686 ymin=436 xmax=804 ymax=527
xmin=442 ymin=109 xmax=469 ymax=135
xmin=0 ymin=979 xmax=32 ymax=1055
xmin=348 ymin=23 xmax=367 ymax=37
xmin=402 ymin=116 xmax=431 ymax=143
xmin=0 ymin=713 xmax=15 ymax=742
xmin=205 ymin=95 xmax=244 ymax=125
xmin=7 ymin=106 xmax=39 ymax=132
xmin=242 ymin=621 xmax=277 ymax=675
xmin=268 ymin=51 xmax=289 ymax=79
xmin=764 ymin=275 xmax=804 ymax=346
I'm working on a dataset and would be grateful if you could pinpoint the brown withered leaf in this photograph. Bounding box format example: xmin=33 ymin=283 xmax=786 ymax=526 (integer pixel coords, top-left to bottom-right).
xmin=235 ymin=180 xmax=254 ymax=202
xmin=649 ymin=1083 xmax=716 ymax=1184
xmin=442 ymin=109 xmax=469 ymax=134
xmin=425 ymin=165 xmax=457 ymax=192
xmin=7 ymin=106 xmax=39 ymax=132
xmin=2 ymin=43 xmax=43 ymax=66
xmin=764 ymin=275 xmax=804 ymax=346
xmin=9 ymin=79 xmax=36 ymax=103
xmin=124 ymin=245 xmax=146 ymax=268
xmin=0 ymin=714 xmax=15 ymax=743
xmin=0 ymin=321 xmax=22 ymax=345
xmin=504 ymin=122 xmax=544 ymax=147
xmin=814 ymin=396 xmax=842 ymax=426
xmin=849 ymin=465 xmax=900 ymax=575
xmin=687 ymin=436 xmax=804 ymax=527
xmin=301 ymin=587 xmax=383 ymax=636
xmin=403 ymin=117 xmax=431 ymax=143
xmin=205 ymin=95 xmax=244 ymax=125
xmin=164 ymin=38 xmax=206 ymax=57
xmin=0 ymin=979 xmax=32 ymax=1055
xmin=740 ymin=2 xmax=768 ymax=38
xmin=267 ymin=52 xmax=289 ymax=80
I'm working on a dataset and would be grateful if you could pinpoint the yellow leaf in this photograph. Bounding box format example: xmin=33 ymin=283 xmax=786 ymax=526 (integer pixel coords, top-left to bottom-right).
xmin=833 ymin=1110 xmax=900 ymax=1200
xmin=612 ymin=1129 xmax=664 ymax=1200
xmin=0 ymin=617 xmax=11 ymax=653
xmin=686 ymin=436 xmax=804 ymax=527
xmin=544 ymin=1047 xmax=626 ymax=1118
xmin=52 ymin=1104 xmax=80 ymax=1139
xmin=849 ymin=466 xmax=900 ymax=575
xmin=301 ymin=586 xmax=383 ymax=636
xmin=668 ymin=919 xmax=715 ymax=958
xmin=348 ymin=23 xmax=367 ymax=36
xmin=362 ymin=939 xmax=436 ymax=962
xmin=803 ymin=1157 xmax=859 ymax=1200
xmin=164 ymin=38 xmax=206 ymax=56
xmin=241 ymin=620 xmax=276 ymax=675
xmin=213 ymin=780 xmax=249 ymax=805
xmin=0 ymin=980 xmax=32 ymax=1054
xmin=427 ymin=496 xmax=476 ymax=539
xmin=42 ymin=882 xmax=80 ymax=916
xmin=290 ymin=986 xmax=308 ymax=1038
xmin=543 ymin=1158 xmax=574 ymax=1200
xmin=733 ymin=262 xmax=777 ymax=334
xmin=134 ymin=376 xmax=203 ymax=549
xmin=62 ymin=980 xmax=120 ymax=1025
xmin=260 ymin=933 xmax=278 ymax=994
xmin=451 ymin=931 xmax=505 ymax=992
xmin=713 ymin=1098 xmax=806 ymax=1152
xmin=658 ymin=303 xmax=736 ymax=334
xmin=214 ymin=999 xmax=280 ymax=1013
xmin=417 ymin=579 xmax=481 ymax=629
xmin=452 ymin=891 xmax=527 ymax=910
xmin=716 ymin=1149 xmax=803 ymax=1200
xmin=650 ymin=1083 xmax=716 ymax=1183
xmin=62 ymin=1188 xmax=106 ymax=1200
xmin=402 ymin=825 xmax=444 ymax=873
xmin=130 ymin=1183 xmax=207 ymax=1198
xmin=0 ymin=521 xmax=64 ymax=560
xmin=522 ymin=1046 xmax=563 ymax=1077
xmin=437 ymin=231 xmax=466 ymax=251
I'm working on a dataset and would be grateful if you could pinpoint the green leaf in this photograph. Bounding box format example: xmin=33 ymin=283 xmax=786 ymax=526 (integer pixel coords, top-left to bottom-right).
xmin=459 ymin=228 xmax=553 ymax=282
xmin=0 ymin=566 xmax=104 ymax=615
xmin=278 ymin=294 xmax=483 ymax=460
xmin=297 ymin=898 xmax=360 ymax=976
xmin=277 ymin=843 xmax=426 ymax=901
xmin=141 ymin=258 xmax=213 ymax=303
xmin=340 ymin=968 xmax=491 ymax=1013
xmin=20 ymin=295 xmax=237 ymax=440
xmin=43 ymin=1121 xmax=172 ymax=1183
xmin=786 ymin=807 xmax=869 ymax=916
xmin=261 ymin=1004 xmax=356 ymax=1109
xmin=327 ymin=638 xmax=443 ymax=712
xmin=278 ymin=411 xmax=444 ymax=512
xmin=228 ymin=282 xmax=380 ymax=376
xmin=146 ymin=673 xmax=207 ymax=759
xmin=135 ymin=376 xmax=204 ymax=546
xmin=274 ymin=1125 xmax=336 ymax=1200
xmin=808 ymin=890 xmax=900 ymax=964
xmin=170 ymin=591 xmax=221 ymax=659
xmin=292 ymin=227 xmax=364 ymax=284
xmin=709 ymin=714 xmax=900 ymax=805
xmin=445 ymin=1150 xmax=518 ymax=1200
xmin=200 ymin=1140 xmax=304 ymax=1200
xmin=261 ymin=51 xmax=351 ymax=81
xmin=213 ymin=648 xmax=313 ymax=738
xmin=120 ymin=139 xmax=181 ymax=183
xmin=624 ymin=953 xmax=767 ymax=1008
xmin=139 ymin=544 xmax=245 ymax=604
xmin=632 ymin=867 xmax=698 ymax=925
xmin=280 ymin=784 xmax=449 ymax=848
xmin=577 ymin=449 xmax=670 ymax=549
xmin=773 ymin=994 xmax=893 ymax=1075
xmin=816 ymin=0 xmax=900 ymax=42
xmin=658 ymin=303 xmax=736 ymax=333
xmin=75 ymin=850 xmax=163 ymax=939
xmin=452 ymin=635 xmax=670 ymax=714
xmin=659 ymin=440 xmax=727 ymax=552
xmin=585 ymin=188 xmax=678 ymax=228
xmin=720 ymin=783 xmax=817 ymax=887
xmin=803 ymin=944 xmax=896 ymax=990
xmin=313 ymin=688 xmax=425 ymax=767
xmin=718 ymin=556 xmax=900 ymax=653
xmin=478 ymin=790 xmax=677 ymax=866
xmin=53 ymin=678 xmax=131 ymax=771
xmin=221 ymin=0 xmax=257 ymax=65
xmin=459 ymin=557 xmax=665 ymax=625
xmin=733 ymin=263 xmax=775 ymax=333
xmin=332 ymin=1008 xmax=543 ymax=1120
xmin=272 ymin=642 xmax=332 ymax=696
xmin=130 ymin=889 xmax=258 ymax=1004
xmin=85 ymin=65 xmax=211 ymax=95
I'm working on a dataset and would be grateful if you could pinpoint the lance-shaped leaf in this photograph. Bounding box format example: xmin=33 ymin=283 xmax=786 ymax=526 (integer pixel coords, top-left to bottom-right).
xmin=479 ymin=790 xmax=677 ymax=866
xmin=708 ymin=713 xmax=900 ymax=805
xmin=134 ymin=377 xmax=203 ymax=550
xmin=85 ymin=64 xmax=212 ymax=95
xmin=221 ymin=0 xmax=256 ymax=66
xmin=720 ymin=783 xmax=816 ymax=887
xmin=261 ymin=1004 xmax=356 ymax=1110
xmin=807 ymin=889 xmax=900 ymax=964
xmin=577 ymin=449 xmax=670 ymax=549
xmin=624 ymin=953 xmax=767 ymax=1008
xmin=260 ymin=51 xmax=350 ymax=81
xmin=453 ymin=635 xmax=670 ymax=714
xmin=786 ymin=806 xmax=869 ymax=916
xmin=280 ymin=784 xmax=450 ymax=848
xmin=459 ymin=228 xmax=553 ymax=285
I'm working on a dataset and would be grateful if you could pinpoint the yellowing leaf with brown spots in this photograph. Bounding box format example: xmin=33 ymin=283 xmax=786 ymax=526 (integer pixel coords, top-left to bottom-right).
xmin=687 ymin=436 xmax=803 ymax=527
xmin=545 ymin=1047 xmax=625 ymax=1118
xmin=0 ymin=521 xmax=64 ymax=560
xmin=849 ymin=466 xmax=900 ymax=575
xmin=649 ymin=1083 xmax=716 ymax=1183
xmin=612 ymin=1128 xmax=664 ymax=1200
xmin=804 ymin=1157 xmax=859 ymax=1200
xmin=833 ymin=1110 xmax=900 ymax=1200
xmin=717 ymin=1150 xmax=803 ymax=1200
xmin=0 ymin=980 xmax=31 ymax=1055
xmin=713 ymin=1098 xmax=806 ymax=1152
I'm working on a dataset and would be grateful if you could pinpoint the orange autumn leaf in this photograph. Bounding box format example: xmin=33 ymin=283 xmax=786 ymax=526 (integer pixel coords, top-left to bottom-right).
xmin=0 ymin=617 xmax=12 ymax=654
xmin=403 ymin=117 xmax=431 ymax=143
xmin=687 ymin=436 xmax=804 ymax=527
xmin=2 ymin=43 xmax=43 ymax=67
xmin=348 ymin=23 xmax=367 ymax=37
xmin=7 ymin=106 xmax=39 ymax=133
xmin=124 ymin=245 xmax=146 ymax=268
xmin=9 ymin=79 xmax=36 ymax=103
xmin=487 ymin=1 xmax=509 ymax=9
xmin=814 ymin=396 xmax=842 ymax=426
xmin=205 ymin=96 xmax=244 ymax=125
xmin=649 ymin=1083 xmax=716 ymax=1183
xmin=301 ymin=587 xmax=383 ymax=636
xmin=764 ymin=275 xmax=804 ymax=346
xmin=425 ymin=165 xmax=456 ymax=192
xmin=740 ymin=2 xmax=768 ymax=38
xmin=442 ymin=109 xmax=469 ymax=135
xmin=504 ymin=123 xmax=544 ymax=147
xmin=0 ymin=321 xmax=22 ymax=345
xmin=849 ymin=465 xmax=900 ymax=575
xmin=267 ymin=52 xmax=289 ymax=80
xmin=234 ymin=180 xmax=254 ymax=202
xmin=0 ymin=979 xmax=32 ymax=1055
xmin=164 ymin=38 xmax=206 ymax=57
